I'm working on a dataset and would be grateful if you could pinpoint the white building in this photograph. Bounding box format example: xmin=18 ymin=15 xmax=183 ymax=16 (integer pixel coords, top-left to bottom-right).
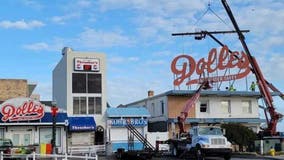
xmin=53 ymin=47 xmax=107 ymax=145
xmin=125 ymin=90 xmax=265 ymax=140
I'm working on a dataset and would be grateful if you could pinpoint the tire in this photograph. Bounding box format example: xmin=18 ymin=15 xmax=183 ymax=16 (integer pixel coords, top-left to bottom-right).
xmin=172 ymin=146 xmax=178 ymax=157
xmin=224 ymin=154 xmax=231 ymax=160
xmin=195 ymin=146 xmax=205 ymax=160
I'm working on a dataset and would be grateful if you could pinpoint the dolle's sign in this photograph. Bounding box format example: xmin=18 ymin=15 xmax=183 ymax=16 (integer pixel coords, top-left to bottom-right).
xmin=171 ymin=45 xmax=250 ymax=86
xmin=1 ymin=99 xmax=45 ymax=122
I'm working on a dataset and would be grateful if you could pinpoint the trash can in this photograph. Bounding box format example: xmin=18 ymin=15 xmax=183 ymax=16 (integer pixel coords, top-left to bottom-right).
xmin=269 ymin=147 xmax=275 ymax=156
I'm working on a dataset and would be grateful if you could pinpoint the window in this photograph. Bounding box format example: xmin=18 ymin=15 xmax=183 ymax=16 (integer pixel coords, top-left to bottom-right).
xmin=95 ymin=97 xmax=102 ymax=114
xmin=73 ymin=97 xmax=87 ymax=114
xmin=88 ymin=97 xmax=95 ymax=114
xmin=151 ymin=103 xmax=155 ymax=116
xmin=200 ymin=100 xmax=209 ymax=113
xmin=160 ymin=101 xmax=164 ymax=115
xmin=72 ymin=73 xmax=101 ymax=93
xmin=39 ymin=128 xmax=61 ymax=146
xmin=73 ymin=97 xmax=102 ymax=115
xmin=88 ymin=74 xmax=101 ymax=93
xmin=73 ymin=97 xmax=80 ymax=114
xmin=0 ymin=128 xmax=4 ymax=139
xmin=221 ymin=100 xmax=231 ymax=113
xmin=72 ymin=73 xmax=86 ymax=93
xmin=242 ymin=100 xmax=252 ymax=113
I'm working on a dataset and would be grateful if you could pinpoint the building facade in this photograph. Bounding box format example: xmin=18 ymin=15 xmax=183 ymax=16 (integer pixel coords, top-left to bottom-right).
xmin=0 ymin=79 xmax=37 ymax=102
xmin=53 ymin=47 xmax=107 ymax=145
xmin=0 ymin=97 xmax=68 ymax=153
xmin=106 ymin=107 xmax=150 ymax=152
xmin=125 ymin=90 xmax=265 ymax=140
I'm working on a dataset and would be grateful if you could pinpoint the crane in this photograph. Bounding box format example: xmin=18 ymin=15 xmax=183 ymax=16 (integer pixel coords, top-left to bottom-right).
xmin=177 ymin=80 xmax=211 ymax=134
xmin=221 ymin=0 xmax=283 ymax=136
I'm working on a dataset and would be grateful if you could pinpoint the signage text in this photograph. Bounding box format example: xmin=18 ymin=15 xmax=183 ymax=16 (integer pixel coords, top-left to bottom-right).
xmin=111 ymin=118 xmax=147 ymax=127
xmin=171 ymin=45 xmax=250 ymax=85
xmin=1 ymin=100 xmax=45 ymax=122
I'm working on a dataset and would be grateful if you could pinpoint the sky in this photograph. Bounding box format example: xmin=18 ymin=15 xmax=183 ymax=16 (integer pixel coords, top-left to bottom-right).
xmin=0 ymin=0 xmax=283 ymax=131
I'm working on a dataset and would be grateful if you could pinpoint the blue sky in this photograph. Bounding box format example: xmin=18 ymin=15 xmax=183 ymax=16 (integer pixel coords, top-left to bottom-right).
xmin=0 ymin=0 xmax=283 ymax=131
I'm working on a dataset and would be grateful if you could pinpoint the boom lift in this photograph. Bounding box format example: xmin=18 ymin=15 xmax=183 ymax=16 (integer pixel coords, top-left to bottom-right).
xmin=177 ymin=80 xmax=211 ymax=134
xmin=221 ymin=0 xmax=283 ymax=136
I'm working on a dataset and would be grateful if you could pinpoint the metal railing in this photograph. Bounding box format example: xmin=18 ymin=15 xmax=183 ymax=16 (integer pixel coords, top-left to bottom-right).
xmin=0 ymin=151 xmax=99 ymax=160
xmin=68 ymin=145 xmax=105 ymax=156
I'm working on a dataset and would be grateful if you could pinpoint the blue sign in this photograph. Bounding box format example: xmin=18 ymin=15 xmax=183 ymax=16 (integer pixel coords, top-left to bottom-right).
xmin=111 ymin=118 xmax=147 ymax=127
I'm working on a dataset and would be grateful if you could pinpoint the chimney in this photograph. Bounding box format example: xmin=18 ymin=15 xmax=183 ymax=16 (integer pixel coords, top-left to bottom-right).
xmin=62 ymin=47 xmax=73 ymax=56
xmin=148 ymin=90 xmax=154 ymax=97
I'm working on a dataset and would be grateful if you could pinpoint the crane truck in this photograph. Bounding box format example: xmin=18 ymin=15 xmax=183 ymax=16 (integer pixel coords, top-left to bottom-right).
xmin=221 ymin=0 xmax=283 ymax=137
xmin=167 ymin=81 xmax=232 ymax=160
xmin=167 ymin=1 xmax=283 ymax=159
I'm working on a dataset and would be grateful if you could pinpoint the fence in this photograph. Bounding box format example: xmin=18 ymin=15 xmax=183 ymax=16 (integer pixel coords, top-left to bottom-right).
xmin=0 ymin=145 xmax=105 ymax=160
xmin=0 ymin=152 xmax=98 ymax=160
xmin=68 ymin=145 xmax=105 ymax=156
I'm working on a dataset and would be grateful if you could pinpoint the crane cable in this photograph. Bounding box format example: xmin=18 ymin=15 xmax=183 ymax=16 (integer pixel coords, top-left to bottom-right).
xmin=194 ymin=1 xmax=233 ymax=30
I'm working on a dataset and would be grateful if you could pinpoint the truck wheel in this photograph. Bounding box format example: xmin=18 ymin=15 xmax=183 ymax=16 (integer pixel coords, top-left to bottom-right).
xmin=195 ymin=147 xmax=205 ymax=160
xmin=224 ymin=154 xmax=231 ymax=160
xmin=172 ymin=147 xmax=179 ymax=157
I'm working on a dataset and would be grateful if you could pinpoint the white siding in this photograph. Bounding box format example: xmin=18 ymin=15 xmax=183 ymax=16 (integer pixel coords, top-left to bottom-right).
xmin=53 ymin=57 xmax=67 ymax=110
xmin=53 ymin=48 xmax=107 ymax=127
xmin=110 ymin=127 xmax=143 ymax=141
xmin=197 ymin=96 xmax=259 ymax=119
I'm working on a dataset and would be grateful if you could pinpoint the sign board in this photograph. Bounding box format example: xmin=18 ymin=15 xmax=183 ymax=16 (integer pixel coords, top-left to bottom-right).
xmin=111 ymin=118 xmax=147 ymax=127
xmin=171 ymin=45 xmax=251 ymax=86
xmin=74 ymin=58 xmax=100 ymax=72
xmin=0 ymin=98 xmax=45 ymax=122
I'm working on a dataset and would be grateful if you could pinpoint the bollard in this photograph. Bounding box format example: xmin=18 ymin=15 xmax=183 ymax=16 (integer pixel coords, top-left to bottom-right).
xmin=33 ymin=151 xmax=36 ymax=160
xmin=65 ymin=153 xmax=68 ymax=160
xmin=0 ymin=151 xmax=3 ymax=160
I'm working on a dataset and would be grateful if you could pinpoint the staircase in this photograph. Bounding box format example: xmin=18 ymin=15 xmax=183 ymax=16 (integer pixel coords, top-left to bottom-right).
xmin=125 ymin=121 xmax=155 ymax=151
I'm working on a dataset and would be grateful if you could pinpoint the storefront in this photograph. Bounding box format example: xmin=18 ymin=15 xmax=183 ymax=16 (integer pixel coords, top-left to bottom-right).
xmin=0 ymin=97 xmax=68 ymax=154
xmin=106 ymin=107 xmax=150 ymax=152
xmin=67 ymin=116 xmax=97 ymax=146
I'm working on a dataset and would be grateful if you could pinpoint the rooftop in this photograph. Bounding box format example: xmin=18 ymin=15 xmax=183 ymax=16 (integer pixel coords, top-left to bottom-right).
xmin=107 ymin=107 xmax=150 ymax=118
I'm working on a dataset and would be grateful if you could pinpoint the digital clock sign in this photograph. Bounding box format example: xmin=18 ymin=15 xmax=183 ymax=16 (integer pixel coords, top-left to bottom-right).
xmin=74 ymin=58 xmax=100 ymax=72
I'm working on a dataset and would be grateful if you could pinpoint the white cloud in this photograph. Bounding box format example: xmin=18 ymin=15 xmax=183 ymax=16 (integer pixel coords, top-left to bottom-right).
xmin=21 ymin=0 xmax=43 ymax=10
xmin=23 ymin=42 xmax=49 ymax=51
xmin=33 ymin=82 xmax=52 ymax=101
xmin=0 ymin=20 xmax=44 ymax=29
xmin=77 ymin=28 xmax=134 ymax=48
xmin=77 ymin=0 xmax=92 ymax=8
xmin=51 ymin=13 xmax=81 ymax=25
xmin=22 ymin=38 xmax=66 ymax=52
xmin=109 ymin=56 xmax=139 ymax=63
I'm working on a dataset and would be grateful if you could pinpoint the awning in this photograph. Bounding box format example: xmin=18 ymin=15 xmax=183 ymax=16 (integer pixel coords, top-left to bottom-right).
xmin=68 ymin=117 xmax=96 ymax=131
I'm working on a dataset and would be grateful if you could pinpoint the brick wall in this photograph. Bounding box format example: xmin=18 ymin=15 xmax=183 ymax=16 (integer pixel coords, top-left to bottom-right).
xmin=0 ymin=79 xmax=28 ymax=101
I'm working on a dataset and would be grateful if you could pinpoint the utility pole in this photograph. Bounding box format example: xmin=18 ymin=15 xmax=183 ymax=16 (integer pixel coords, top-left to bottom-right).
xmin=51 ymin=101 xmax=59 ymax=154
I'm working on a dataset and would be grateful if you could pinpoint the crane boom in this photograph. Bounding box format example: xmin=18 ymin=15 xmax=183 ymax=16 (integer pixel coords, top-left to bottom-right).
xmin=221 ymin=0 xmax=283 ymax=136
xmin=178 ymin=81 xmax=211 ymax=133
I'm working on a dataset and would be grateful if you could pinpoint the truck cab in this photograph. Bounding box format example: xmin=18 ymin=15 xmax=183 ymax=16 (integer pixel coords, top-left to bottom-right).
xmin=189 ymin=126 xmax=232 ymax=160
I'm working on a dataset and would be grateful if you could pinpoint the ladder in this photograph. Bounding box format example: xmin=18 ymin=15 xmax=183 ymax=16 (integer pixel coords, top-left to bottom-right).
xmin=125 ymin=121 xmax=156 ymax=151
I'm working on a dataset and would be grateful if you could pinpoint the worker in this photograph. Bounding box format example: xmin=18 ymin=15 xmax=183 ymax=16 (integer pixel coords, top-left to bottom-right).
xmin=229 ymin=85 xmax=235 ymax=91
xmin=250 ymin=81 xmax=256 ymax=91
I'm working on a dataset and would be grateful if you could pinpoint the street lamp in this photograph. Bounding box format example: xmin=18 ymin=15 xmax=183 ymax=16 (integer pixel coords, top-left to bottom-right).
xmin=51 ymin=101 xmax=59 ymax=154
